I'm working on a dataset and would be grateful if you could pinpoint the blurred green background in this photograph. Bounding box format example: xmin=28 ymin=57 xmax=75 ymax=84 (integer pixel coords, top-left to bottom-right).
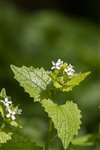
xmin=0 ymin=1 xmax=99 ymax=150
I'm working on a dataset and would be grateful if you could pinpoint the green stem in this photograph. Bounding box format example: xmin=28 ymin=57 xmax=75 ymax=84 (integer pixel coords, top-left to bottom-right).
xmin=44 ymin=119 xmax=53 ymax=150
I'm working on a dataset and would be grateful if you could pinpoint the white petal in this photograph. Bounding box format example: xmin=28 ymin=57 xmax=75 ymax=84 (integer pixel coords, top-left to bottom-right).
xmin=7 ymin=108 xmax=12 ymax=113
xmin=12 ymin=111 xmax=16 ymax=115
xmin=57 ymin=59 xmax=63 ymax=64
xmin=11 ymin=115 xmax=16 ymax=120
xmin=5 ymin=97 xmax=8 ymax=102
xmin=52 ymin=61 xmax=55 ymax=65
xmin=8 ymin=101 xmax=12 ymax=104
xmin=1 ymin=100 xmax=4 ymax=104
xmin=51 ymin=66 xmax=55 ymax=70
xmin=5 ymin=103 xmax=9 ymax=107
xmin=6 ymin=113 xmax=10 ymax=118
xmin=56 ymin=66 xmax=60 ymax=70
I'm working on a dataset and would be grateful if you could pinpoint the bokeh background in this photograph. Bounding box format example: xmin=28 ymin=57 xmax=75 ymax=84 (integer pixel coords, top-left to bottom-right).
xmin=0 ymin=0 xmax=99 ymax=150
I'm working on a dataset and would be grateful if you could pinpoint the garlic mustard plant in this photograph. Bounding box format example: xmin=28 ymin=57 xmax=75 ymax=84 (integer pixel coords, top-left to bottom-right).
xmin=11 ymin=59 xmax=91 ymax=150
xmin=1 ymin=95 xmax=22 ymax=121
xmin=2 ymin=59 xmax=100 ymax=150
xmin=0 ymin=88 xmax=22 ymax=144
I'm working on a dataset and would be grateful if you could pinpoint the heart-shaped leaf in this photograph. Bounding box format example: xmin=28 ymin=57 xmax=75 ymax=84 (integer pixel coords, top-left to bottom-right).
xmin=42 ymin=99 xmax=81 ymax=149
xmin=11 ymin=65 xmax=51 ymax=102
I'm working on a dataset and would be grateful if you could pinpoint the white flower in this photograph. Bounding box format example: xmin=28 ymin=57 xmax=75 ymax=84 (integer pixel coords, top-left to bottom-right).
xmin=6 ymin=106 xmax=22 ymax=120
xmin=6 ymin=108 xmax=16 ymax=120
xmin=0 ymin=97 xmax=22 ymax=121
xmin=64 ymin=64 xmax=75 ymax=76
xmin=51 ymin=59 xmax=63 ymax=70
xmin=17 ymin=109 xmax=22 ymax=115
xmin=1 ymin=97 xmax=12 ymax=107
xmin=14 ymin=106 xmax=22 ymax=115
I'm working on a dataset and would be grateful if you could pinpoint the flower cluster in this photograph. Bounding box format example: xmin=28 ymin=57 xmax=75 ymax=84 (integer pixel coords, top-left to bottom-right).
xmin=51 ymin=59 xmax=63 ymax=70
xmin=64 ymin=64 xmax=75 ymax=76
xmin=1 ymin=97 xmax=22 ymax=121
xmin=51 ymin=59 xmax=75 ymax=76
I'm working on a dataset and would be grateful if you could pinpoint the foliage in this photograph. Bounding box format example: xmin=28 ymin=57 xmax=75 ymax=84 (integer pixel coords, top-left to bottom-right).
xmin=0 ymin=88 xmax=21 ymax=144
xmin=11 ymin=60 xmax=90 ymax=150
xmin=0 ymin=3 xmax=100 ymax=150
xmin=0 ymin=130 xmax=42 ymax=150
xmin=0 ymin=131 xmax=12 ymax=144
xmin=42 ymin=99 xmax=81 ymax=149
xmin=11 ymin=65 xmax=51 ymax=102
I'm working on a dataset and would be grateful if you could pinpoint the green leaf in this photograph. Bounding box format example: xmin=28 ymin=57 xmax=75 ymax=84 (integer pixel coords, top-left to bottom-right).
xmin=63 ymin=72 xmax=90 ymax=92
xmin=11 ymin=65 xmax=51 ymax=102
xmin=0 ymin=132 xmax=42 ymax=150
xmin=41 ymin=99 xmax=81 ymax=149
xmin=0 ymin=131 xmax=12 ymax=144
xmin=0 ymin=89 xmax=6 ymax=118
xmin=0 ymin=105 xmax=4 ymax=118
xmin=0 ymin=88 xmax=7 ymax=98
xmin=51 ymin=72 xmax=90 ymax=92
xmin=72 ymin=134 xmax=94 ymax=146
xmin=10 ymin=121 xmax=22 ymax=128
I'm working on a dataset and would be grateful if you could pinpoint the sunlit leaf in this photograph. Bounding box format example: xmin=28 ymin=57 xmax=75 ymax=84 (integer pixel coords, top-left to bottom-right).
xmin=11 ymin=65 xmax=51 ymax=102
xmin=0 ymin=131 xmax=12 ymax=144
xmin=42 ymin=99 xmax=81 ymax=149
xmin=0 ymin=88 xmax=7 ymax=98
xmin=51 ymin=72 xmax=90 ymax=92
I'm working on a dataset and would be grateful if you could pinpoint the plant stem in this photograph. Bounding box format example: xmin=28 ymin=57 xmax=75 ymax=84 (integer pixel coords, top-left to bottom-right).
xmin=44 ymin=119 xmax=53 ymax=150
